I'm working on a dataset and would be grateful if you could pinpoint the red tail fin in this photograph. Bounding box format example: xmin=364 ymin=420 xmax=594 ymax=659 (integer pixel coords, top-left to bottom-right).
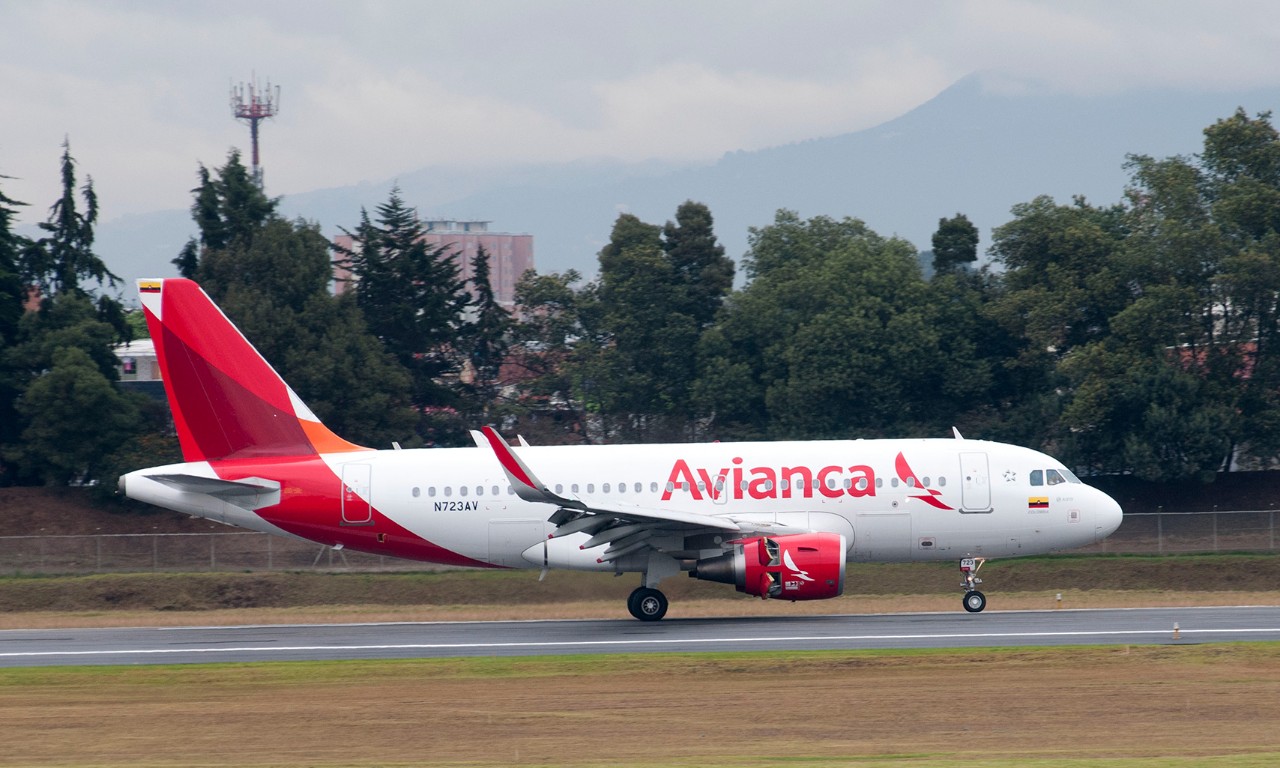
xmin=138 ymin=278 xmax=369 ymax=462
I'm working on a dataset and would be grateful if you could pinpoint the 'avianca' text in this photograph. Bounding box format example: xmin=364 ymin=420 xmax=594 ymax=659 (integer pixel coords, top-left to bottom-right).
xmin=661 ymin=458 xmax=876 ymax=501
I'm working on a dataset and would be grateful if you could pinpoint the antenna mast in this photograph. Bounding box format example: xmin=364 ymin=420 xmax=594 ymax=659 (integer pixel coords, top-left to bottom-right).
xmin=230 ymin=76 xmax=280 ymax=187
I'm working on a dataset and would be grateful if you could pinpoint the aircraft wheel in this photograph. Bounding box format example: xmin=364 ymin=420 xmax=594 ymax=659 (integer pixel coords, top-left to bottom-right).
xmin=963 ymin=590 xmax=987 ymax=613
xmin=628 ymin=587 xmax=668 ymax=621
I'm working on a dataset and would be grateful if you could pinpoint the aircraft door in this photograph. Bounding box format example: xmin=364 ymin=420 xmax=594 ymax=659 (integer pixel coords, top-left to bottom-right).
xmin=959 ymin=452 xmax=991 ymax=512
xmin=341 ymin=463 xmax=373 ymax=525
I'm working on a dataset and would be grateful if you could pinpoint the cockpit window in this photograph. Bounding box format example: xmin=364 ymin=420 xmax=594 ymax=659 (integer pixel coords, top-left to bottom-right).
xmin=1030 ymin=469 xmax=1043 ymax=486
xmin=1060 ymin=468 xmax=1082 ymax=484
xmin=1046 ymin=469 xmax=1066 ymax=485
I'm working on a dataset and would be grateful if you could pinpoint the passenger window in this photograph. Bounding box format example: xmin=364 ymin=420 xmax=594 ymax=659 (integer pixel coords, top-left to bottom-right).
xmin=555 ymin=483 xmax=563 ymax=494
xmin=634 ymin=482 xmax=642 ymax=493
xmin=619 ymin=482 xmax=627 ymax=494
xmin=890 ymin=478 xmax=899 ymax=488
xmin=428 ymin=487 xmax=437 ymax=497
xmin=603 ymin=483 xmax=611 ymax=493
xmin=1046 ymin=469 xmax=1065 ymax=486
xmin=492 ymin=485 xmax=500 ymax=496
xmin=1030 ymin=470 xmax=1043 ymax=486
xmin=938 ymin=477 xmax=946 ymax=487
xmin=412 ymin=487 xmax=420 ymax=498
xmin=650 ymin=482 xmax=658 ymax=493
xmin=460 ymin=486 xmax=468 ymax=497
xmin=587 ymin=483 xmax=596 ymax=493
xmin=444 ymin=486 xmax=452 ymax=497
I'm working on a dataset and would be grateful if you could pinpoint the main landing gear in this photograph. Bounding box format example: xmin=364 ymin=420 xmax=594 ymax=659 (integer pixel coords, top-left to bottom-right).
xmin=627 ymin=586 xmax=669 ymax=621
xmin=960 ymin=557 xmax=986 ymax=613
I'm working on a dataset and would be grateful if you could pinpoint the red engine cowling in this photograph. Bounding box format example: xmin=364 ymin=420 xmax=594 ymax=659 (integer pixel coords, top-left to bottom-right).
xmin=691 ymin=532 xmax=847 ymax=600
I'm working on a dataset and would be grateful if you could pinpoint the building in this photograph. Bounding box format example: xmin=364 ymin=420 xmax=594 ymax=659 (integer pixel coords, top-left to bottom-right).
xmin=115 ymin=338 xmax=166 ymax=400
xmin=333 ymin=219 xmax=534 ymax=309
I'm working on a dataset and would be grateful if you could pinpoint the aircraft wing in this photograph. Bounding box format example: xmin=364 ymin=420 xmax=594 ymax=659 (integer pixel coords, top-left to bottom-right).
xmin=480 ymin=427 xmax=778 ymax=562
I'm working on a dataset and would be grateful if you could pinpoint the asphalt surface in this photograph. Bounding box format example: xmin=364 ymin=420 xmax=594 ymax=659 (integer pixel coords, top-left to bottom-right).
xmin=1 ymin=605 xmax=1278 ymax=667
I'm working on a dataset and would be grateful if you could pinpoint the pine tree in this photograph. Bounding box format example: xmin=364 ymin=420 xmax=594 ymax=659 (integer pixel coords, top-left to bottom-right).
xmin=0 ymin=177 xmax=27 ymax=345
xmin=175 ymin=151 xmax=279 ymax=282
xmin=463 ymin=244 xmax=512 ymax=419
xmin=339 ymin=187 xmax=470 ymax=411
xmin=21 ymin=140 xmax=119 ymax=302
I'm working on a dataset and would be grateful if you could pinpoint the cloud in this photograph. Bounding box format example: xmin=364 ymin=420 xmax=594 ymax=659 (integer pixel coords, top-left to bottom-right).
xmin=4 ymin=0 xmax=1280 ymax=227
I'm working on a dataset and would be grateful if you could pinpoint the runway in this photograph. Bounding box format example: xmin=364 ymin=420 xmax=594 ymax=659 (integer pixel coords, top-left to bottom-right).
xmin=2 ymin=605 xmax=1278 ymax=667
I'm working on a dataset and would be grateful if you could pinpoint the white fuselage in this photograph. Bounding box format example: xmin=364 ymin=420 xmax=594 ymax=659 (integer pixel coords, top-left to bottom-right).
xmin=124 ymin=437 xmax=1124 ymax=571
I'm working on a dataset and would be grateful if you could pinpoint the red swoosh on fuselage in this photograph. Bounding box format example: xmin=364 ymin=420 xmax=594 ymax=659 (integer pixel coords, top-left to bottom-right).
xmin=210 ymin=456 xmax=496 ymax=568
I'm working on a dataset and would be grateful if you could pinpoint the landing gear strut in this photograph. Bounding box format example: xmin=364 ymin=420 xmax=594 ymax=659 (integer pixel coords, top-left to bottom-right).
xmin=627 ymin=586 xmax=668 ymax=621
xmin=960 ymin=557 xmax=986 ymax=613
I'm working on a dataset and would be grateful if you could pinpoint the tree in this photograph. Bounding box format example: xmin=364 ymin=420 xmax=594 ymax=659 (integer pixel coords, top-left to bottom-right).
xmin=696 ymin=210 xmax=985 ymax=440
xmin=461 ymin=244 xmax=513 ymax=420
xmin=174 ymin=151 xmax=278 ymax=279
xmin=4 ymin=347 xmax=140 ymax=485
xmin=192 ymin=151 xmax=277 ymax=252
xmin=931 ymin=213 xmax=980 ymax=275
xmin=567 ymin=205 xmax=730 ymax=441
xmin=19 ymin=141 xmax=120 ymax=309
xmin=662 ymin=200 xmax=735 ymax=330
xmin=1112 ymin=109 xmax=1280 ymax=471
xmin=0 ymin=178 xmax=31 ymax=461
xmin=339 ymin=187 xmax=470 ymax=415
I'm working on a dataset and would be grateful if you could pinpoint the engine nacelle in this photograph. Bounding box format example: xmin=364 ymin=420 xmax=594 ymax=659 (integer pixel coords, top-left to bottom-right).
xmin=691 ymin=532 xmax=846 ymax=600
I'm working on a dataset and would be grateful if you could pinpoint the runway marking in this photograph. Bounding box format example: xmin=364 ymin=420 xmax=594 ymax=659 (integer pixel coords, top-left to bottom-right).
xmin=2 ymin=627 xmax=1279 ymax=659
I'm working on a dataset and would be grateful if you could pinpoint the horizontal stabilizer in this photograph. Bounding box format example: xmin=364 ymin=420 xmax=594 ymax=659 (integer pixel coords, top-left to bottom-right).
xmin=147 ymin=473 xmax=281 ymax=499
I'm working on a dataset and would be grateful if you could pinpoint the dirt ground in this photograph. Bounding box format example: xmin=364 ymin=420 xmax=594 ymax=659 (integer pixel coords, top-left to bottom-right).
xmin=2 ymin=646 xmax=1278 ymax=767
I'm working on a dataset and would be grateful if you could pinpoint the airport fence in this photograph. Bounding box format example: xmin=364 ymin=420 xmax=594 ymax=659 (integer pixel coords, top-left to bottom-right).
xmin=0 ymin=510 xmax=1276 ymax=575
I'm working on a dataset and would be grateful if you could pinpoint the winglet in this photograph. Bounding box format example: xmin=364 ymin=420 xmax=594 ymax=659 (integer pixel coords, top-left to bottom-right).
xmin=481 ymin=426 xmax=576 ymax=507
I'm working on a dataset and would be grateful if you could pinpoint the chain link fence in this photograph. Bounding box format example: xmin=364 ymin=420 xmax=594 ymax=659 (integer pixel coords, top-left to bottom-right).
xmin=0 ymin=511 xmax=1276 ymax=575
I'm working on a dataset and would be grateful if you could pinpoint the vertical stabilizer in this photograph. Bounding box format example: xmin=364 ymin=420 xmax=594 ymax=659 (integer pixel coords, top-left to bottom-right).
xmin=138 ymin=278 xmax=369 ymax=462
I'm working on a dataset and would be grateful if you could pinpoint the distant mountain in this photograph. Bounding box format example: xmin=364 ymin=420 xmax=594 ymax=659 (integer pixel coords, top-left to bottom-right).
xmin=91 ymin=74 xmax=1280 ymax=298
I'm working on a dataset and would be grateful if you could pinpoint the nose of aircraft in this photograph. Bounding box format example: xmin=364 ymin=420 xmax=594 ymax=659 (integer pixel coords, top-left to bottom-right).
xmin=1093 ymin=488 xmax=1123 ymax=542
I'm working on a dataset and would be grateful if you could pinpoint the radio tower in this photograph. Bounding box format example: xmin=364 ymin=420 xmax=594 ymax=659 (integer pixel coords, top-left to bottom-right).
xmin=230 ymin=76 xmax=280 ymax=187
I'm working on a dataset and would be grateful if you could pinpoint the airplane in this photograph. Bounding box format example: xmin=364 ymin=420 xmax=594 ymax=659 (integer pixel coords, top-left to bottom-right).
xmin=120 ymin=278 xmax=1124 ymax=621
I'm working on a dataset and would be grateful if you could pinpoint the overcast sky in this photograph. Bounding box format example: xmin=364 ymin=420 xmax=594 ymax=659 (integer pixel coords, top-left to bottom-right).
xmin=4 ymin=0 xmax=1280 ymax=227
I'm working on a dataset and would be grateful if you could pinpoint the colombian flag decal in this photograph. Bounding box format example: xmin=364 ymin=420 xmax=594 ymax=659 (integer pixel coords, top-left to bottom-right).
xmin=139 ymin=281 xmax=162 ymax=293
xmin=1028 ymin=497 xmax=1049 ymax=509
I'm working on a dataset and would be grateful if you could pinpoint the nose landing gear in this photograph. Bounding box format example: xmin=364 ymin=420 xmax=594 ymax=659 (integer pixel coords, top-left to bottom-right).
xmin=960 ymin=557 xmax=986 ymax=613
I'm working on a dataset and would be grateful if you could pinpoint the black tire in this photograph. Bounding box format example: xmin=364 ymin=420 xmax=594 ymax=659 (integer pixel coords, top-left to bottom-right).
xmin=627 ymin=587 xmax=669 ymax=621
xmin=963 ymin=590 xmax=987 ymax=613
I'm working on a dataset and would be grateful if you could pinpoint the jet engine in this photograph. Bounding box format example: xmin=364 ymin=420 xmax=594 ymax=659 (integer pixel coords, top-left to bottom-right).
xmin=691 ymin=532 xmax=846 ymax=600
